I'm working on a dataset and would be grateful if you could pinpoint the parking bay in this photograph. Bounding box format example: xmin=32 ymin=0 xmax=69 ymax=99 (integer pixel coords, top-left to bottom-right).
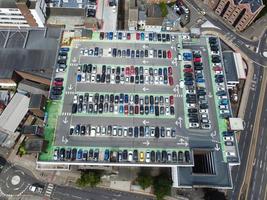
xmin=55 ymin=38 xmax=222 ymax=156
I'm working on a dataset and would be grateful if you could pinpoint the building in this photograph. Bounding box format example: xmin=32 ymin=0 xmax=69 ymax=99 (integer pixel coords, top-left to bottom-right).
xmin=222 ymin=51 xmax=246 ymax=89
xmin=17 ymin=79 xmax=49 ymax=97
xmin=144 ymin=4 xmax=164 ymax=32
xmin=22 ymin=125 xmax=44 ymax=137
xmin=24 ymin=136 xmax=47 ymax=153
xmin=0 ymin=93 xmax=30 ymax=148
xmin=0 ymin=28 xmax=61 ymax=89
xmin=28 ymin=94 xmax=46 ymax=118
xmin=128 ymin=0 xmax=139 ymax=31
xmin=0 ymin=0 xmax=46 ymax=28
xmin=210 ymin=0 xmax=264 ymax=31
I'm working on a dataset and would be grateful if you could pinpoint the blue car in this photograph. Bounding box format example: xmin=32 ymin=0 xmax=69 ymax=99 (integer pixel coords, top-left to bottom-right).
xmin=77 ymin=149 xmax=83 ymax=160
xmin=119 ymin=105 xmax=124 ymax=113
xmin=150 ymin=105 xmax=154 ymax=113
xmin=141 ymin=32 xmax=145 ymax=40
xmin=104 ymin=149 xmax=110 ymax=161
xmin=158 ymin=68 xmax=163 ymax=76
xmin=77 ymin=74 xmax=81 ymax=82
xmin=223 ymin=131 xmax=233 ymax=137
xmin=196 ymin=78 xmax=205 ymax=83
xmin=184 ymin=81 xmax=194 ymax=85
xmin=220 ymin=99 xmax=228 ymax=105
xmin=109 ymin=32 xmax=113 ymax=40
xmin=60 ymin=47 xmax=70 ymax=52
xmin=124 ymin=94 xmax=129 ymax=103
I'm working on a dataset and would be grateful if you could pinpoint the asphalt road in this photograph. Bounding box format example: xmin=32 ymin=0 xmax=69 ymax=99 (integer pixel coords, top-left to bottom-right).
xmin=0 ymin=158 xmax=154 ymax=200
xmin=51 ymin=185 xmax=153 ymax=200
xmin=229 ymin=65 xmax=264 ymax=199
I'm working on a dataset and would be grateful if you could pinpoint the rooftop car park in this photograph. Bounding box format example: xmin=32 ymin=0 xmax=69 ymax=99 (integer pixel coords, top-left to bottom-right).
xmin=38 ymin=31 xmax=239 ymax=176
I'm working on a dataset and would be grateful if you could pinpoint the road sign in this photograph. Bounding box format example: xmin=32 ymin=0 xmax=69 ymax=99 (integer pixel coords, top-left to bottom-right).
xmin=68 ymin=84 xmax=73 ymax=90
xmin=143 ymin=140 xmax=150 ymax=146
xmin=63 ymin=117 xmax=68 ymax=124
xmin=214 ymin=144 xmax=220 ymax=151
xmin=142 ymin=87 xmax=149 ymax=92
xmin=143 ymin=120 xmax=149 ymax=125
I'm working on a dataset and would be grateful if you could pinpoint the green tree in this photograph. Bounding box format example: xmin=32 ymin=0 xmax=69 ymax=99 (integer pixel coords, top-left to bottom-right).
xmin=136 ymin=172 xmax=153 ymax=190
xmin=159 ymin=3 xmax=168 ymax=17
xmin=18 ymin=141 xmax=27 ymax=157
xmin=153 ymin=174 xmax=172 ymax=200
xmin=76 ymin=170 xmax=101 ymax=187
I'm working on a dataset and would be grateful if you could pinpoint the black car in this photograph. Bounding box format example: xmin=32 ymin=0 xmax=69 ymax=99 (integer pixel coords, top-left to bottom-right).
xmin=128 ymin=127 xmax=133 ymax=137
xmin=133 ymin=150 xmax=138 ymax=161
xmin=200 ymin=103 xmax=208 ymax=109
xmin=170 ymin=106 xmax=175 ymax=115
xmin=122 ymin=150 xmax=128 ymax=160
xmin=139 ymin=126 xmax=144 ymax=137
xmin=188 ymin=108 xmax=198 ymax=113
xmin=178 ymin=151 xmax=183 ymax=162
xmin=134 ymin=127 xmax=139 ymax=137
xmin=71 ymin=148 xmax=77 ymax=160
xmin=60 ymin=148 xmax=65 ymax=160
xmin=172 ymin=151 xmax=177 ymax=163
xmin=151 ymin=151 xmax=155 ymax=162
xmin=185 ymin=151 xmax=190 ymax=162
xmin=72 ymin=104 xmax=77 ymax=113
xmin=155 ymin=127 xmax=160 ymax=138
xmin=156 ymin=151 xmax=161 ymax=162
xmin=155 ymin=106 xmax=159 ymax=116
xmin=161 ymin=151 xmax=167 ymax=163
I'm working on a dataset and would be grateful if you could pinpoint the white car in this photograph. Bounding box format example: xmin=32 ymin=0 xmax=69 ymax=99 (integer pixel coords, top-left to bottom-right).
xmin=201 ymin=113 xmax=208 ymax=119
xmin=187 ymin=103 xmax=196 ymax=108
xmin=149 ymin=50 xmax=153 ymax=58
xmin=179 ymin=80 xmax=185 ymax=88
xmin=128 ymin=151 xmax=133 ymax=162
xmin=226 ymin=151 xmax=236 ymax=157
xmin=145 ymin=151 xmax=150 ymax=163
xmin=90 ymin=126 xmax=96 ymax=136
xmin=189 ymin=123 xmax=199 ymax=128
xmin=73 ymin=94 xmax=78 ymax=104
xmin=219 ymin=95 xmax=228 ymax=99
xmin=220 ymin=109 xmax=230 ymax=114
xmin=81 ymin=73 xmax=86 ymax=82
xmin=199 ymin=109 xmax=208 ymax=114
xmin=223 ymin=136 xmax=234 ymax=141
xmin=201 ymin=123 xmax=211 ymax=130
xmin=219 ymin=105 xmax=228 ymax=109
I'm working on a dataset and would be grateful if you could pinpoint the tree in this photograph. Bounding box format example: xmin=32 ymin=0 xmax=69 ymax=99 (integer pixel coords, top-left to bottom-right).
xmin=76 ymin=170 xmax=101 ymax=187
xmin=153 ymin=174 xmax=172 ymax=200
xmin=136 ymin=172 xmax=153 ymax=190
xmin=18 ymin=141 xmax=27 ymax=157
xmin=159 ymin=3 xmax=168 ymax=17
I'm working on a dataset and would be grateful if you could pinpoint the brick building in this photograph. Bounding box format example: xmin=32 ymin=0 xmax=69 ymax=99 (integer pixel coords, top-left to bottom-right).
xmin=0 ymin=0 xmax=46 ymax=28
xmin=205 ymin=0 xmax=264 ymax=31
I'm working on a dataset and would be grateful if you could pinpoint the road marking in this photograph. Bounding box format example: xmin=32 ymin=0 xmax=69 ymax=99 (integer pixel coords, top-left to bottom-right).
xmin=72 ymin=195 xmax=82 ymax=199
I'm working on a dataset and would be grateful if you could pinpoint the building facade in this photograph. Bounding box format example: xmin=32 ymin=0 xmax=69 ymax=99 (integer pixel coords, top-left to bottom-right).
xmin=210 ymin=0 xmax=264 ymax=31
xmin=0 ymin=0 xmax=46 ymax=28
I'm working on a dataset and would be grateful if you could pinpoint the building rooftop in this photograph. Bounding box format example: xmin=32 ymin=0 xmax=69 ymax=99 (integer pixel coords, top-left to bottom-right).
xmin=0 ymin=0 xmax=17 ymax=8
xmin=0 ymin=28 xmax=61 ymax=79
xmin=24 ymin=137 xmax=46 ymax=153
xmin=0 ymin=93 xmax=30 ymax=133
xmin=29 ymin=94 xmax=46 ymax=110
xmin=239 ymin=0 xmax=264 ymax=13
xmin=222 ymin=51 xmax=239 ymax=82
xmin=129 ymin=7 xmax=139 ymax=22
xmin=17 ymin=79 xmax=49 ymax=97
xmin=147 ymin=4 xmax=162 ymax=18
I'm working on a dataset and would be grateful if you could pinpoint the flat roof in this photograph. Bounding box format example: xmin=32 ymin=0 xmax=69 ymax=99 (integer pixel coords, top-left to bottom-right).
xmin=0 ymin=93 xmax=30 ymax=133
xmin=0 ymin=28 xmax=61 ymax=79
xmin=229 ymin=118 xmax=244 ymax=131
xmin=222 ymin=51 xmax=239 ymax=82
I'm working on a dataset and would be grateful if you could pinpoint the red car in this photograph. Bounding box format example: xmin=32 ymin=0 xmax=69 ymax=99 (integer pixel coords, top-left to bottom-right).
xmin=125 ymin=67 xmax=130 ymax=75
xmin=136 ymin=33 xmax=140 ymax=40
xmin=54 ymin=81 xmax=63 ymax=86
xmin=135 ymin=105 xmax=139 ymax=114
xmin=183 ymin=68 xmax=193 ymax=73
xmin=130 ymin=65 xmax=135 ymax=75
xmin=213 ymin=66 xmax=223 ymax=71
xmin=167 ymin=50 xmax=172 ymax=59
xmin=168 ymin=66 xmax=173 ymax=75
xmin=193 ymin=57 xmax=202 ymax=62
xmin=127 ymin=33 xmax=131 ymax=40
xmin=124 ymin=105 xmax=128 ymax=115
xmin=169 ymin=96 xmax=174 ymax=105
xmin=168 ymin=76 xmax=174 ymax=86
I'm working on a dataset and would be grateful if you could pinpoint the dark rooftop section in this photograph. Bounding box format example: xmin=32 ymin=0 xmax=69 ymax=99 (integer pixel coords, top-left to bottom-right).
xmin=239 ymin=0 xmax=264 ymax=13
xmin=0 ymin=28 xmax=61 ymax=79
xmin=177 ymin=150 xmax=232 ymax=188
xmin=24 ymin=137 xmax=46 ymax=153
xmin=0 ymin=0 xmax=17 ymax=8
xmin=29 ymin=94 xmax=46 ymax=109
xmin=222 ymin=51 xmax=239 ymax=82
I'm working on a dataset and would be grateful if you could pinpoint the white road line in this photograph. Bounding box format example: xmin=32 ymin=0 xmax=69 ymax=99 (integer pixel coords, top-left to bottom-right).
xmin=72 ymin=195 xmax=82 ymax=199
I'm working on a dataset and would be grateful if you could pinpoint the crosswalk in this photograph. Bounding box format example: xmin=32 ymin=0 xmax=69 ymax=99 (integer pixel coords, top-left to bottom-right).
xmin=65 ymin=91 xmax=75 ymax=95
xmin=45 ymin=183 xmax=54 ymax=197
xmin=62 ymin=112 xmax=71 ymax=116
